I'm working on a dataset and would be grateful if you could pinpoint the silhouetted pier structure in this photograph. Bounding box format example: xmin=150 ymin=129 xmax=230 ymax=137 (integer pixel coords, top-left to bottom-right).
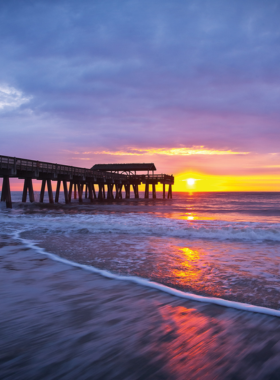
xmin=0 ymin=155 xmax=174 ymax=208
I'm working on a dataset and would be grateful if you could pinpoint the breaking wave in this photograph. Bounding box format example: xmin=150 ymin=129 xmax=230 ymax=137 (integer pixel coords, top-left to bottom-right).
xmin=1 ymin=211 xmax=280 ymax=243
xmin=12 ymin=230 xmax=280 ymax=318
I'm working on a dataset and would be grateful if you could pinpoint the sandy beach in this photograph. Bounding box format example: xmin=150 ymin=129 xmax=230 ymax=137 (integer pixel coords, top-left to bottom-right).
xmin=1 ymin=233 xmax=280 ymax=380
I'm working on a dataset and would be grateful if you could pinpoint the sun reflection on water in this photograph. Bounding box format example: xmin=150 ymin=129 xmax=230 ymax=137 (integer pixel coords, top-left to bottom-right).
xmin=173 ymin=247 xmax=202 ymax=282
xmin=175 ymin=213 xmax=215 ymax=221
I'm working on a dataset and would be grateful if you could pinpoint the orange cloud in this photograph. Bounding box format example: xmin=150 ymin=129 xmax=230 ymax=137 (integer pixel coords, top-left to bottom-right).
xmin=80 ymin=146 xmax=249 ymax=156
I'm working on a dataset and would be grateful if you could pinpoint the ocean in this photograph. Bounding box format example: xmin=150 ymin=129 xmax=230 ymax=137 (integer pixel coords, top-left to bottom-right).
xmin=1 ymin=191 xmax=280 ymax=379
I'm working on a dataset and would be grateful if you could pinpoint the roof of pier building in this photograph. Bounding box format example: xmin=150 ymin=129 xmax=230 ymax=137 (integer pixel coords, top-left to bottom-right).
xmin=91 ymin=163 xmax=156 ymax=173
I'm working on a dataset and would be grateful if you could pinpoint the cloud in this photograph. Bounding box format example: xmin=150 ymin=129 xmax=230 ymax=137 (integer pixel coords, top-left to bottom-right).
xmin=262 ymin=165 xmax=280 ymax=168
xmin=79 ymin=146 xmax=249 ymax=156
xmin=0 ymin=0 xmax=280 ymax=160
xmin=0 ymin=84 xmax=31 ymax=111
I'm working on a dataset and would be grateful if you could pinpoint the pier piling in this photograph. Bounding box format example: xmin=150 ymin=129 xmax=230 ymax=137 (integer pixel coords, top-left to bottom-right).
xmin=115 ymin=184 xmax=119 ymax=200
xmin=88 ymin=181 xmax=93 ymax=202
xmin=78 ymin=183 xmax=83 ymax=203
xmin=107 ymin=184 xmax=113 ymax=200
xmin=92 ymin=184 xmax=97 ymax=199
xmin=22 ymin=178 xmax=34 ymax=203
xmin=152 ymin=183 xmax=156 ymax=199
xmin=55 ymin=180 xmax=61 ymax=203
xmin=134 ymin=184 xmax=139 ymax=198
xmin=40 ymin=179 xmax=46 ymax=203
xmin=63 ymin=181 xmax=69 ymax=204
xmin=69 ymin=181 xmax=73 ymax=203
xmin=0 ymin=155 xmax=174 ymax=208
xmin=145 ymin=183 xmax=149 ymax=199
xmin=168 ymin=184 xmax=172 ymax=199
xmin=47 ymin=180 xmax=53 ymax=203
xmin=1 ymin=176 xmax=12 ymax=208
xmin=98 ymin=184 xmax=103 ymax=200
xmin=125 ymin=184 xmax=130 ymax=199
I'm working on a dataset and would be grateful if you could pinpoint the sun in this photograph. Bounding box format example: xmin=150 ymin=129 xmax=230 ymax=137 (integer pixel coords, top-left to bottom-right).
xmin=187 ymin=178 xmax=196 ymax=186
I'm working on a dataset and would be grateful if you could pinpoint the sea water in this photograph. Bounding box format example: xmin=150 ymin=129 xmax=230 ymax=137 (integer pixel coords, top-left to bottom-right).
xmin=1 ymin=191 xmax=280 ymax=378
xmin=1 ymin=191 xmax=280 ymax=312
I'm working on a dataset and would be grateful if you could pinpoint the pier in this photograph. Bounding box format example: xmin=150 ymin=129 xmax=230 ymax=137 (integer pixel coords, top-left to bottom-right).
xmin=0 ymin=155 xmax=174 ymax=208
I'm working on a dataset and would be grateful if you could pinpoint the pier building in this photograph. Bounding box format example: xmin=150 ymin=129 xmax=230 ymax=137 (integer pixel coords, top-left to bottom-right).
xmin=0 ymin=155 xmax=174 ymax=208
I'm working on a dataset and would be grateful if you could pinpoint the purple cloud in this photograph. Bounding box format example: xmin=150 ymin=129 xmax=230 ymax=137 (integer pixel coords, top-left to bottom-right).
xmin=0 ymin=0 xmax=280 ymax=163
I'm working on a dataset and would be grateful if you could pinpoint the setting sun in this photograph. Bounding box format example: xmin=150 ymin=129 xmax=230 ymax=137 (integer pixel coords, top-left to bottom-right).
xmin=187 ymin=178 xmax=196 ymax=186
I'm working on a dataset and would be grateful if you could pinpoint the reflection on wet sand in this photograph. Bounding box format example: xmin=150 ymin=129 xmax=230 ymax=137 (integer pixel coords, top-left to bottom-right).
xmin=1 ymin=237 xmax=280 ymax=379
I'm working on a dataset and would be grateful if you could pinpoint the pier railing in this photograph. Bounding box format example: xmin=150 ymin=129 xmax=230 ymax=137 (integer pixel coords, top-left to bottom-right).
xmin=0 ymin=155 xmax=128 ymax=181
xmin=0 ymin=155 xmax=174 ymax=183
xmin=138 ymin=174 xmax=174 ymax=182
xmin=0 ymin=154 xmax=174 ymax=207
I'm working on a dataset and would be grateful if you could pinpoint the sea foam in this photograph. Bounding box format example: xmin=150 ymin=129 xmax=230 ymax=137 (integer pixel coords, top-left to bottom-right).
xmin=2 ymin=211 xmax=280 ymax=243
xmin=13 ymin=230 xmax=280 ymax=318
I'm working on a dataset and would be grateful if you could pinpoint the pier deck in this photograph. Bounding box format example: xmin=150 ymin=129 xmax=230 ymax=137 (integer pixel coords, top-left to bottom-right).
xmin=0 ymin=155 xmax=174 ymax=208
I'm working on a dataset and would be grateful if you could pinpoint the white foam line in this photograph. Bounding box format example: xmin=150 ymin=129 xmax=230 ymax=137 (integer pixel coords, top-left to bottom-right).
xmin=13 ymin=231 xmax=280 ymax=318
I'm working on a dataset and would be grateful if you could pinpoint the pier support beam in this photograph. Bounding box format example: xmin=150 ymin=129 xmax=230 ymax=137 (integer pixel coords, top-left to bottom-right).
xmin=0 ymin=180 xmax=4 ymax=203
xmin=110 ymin=184 xmax=114 ymax=199
xmin=88 ymin=181 xmax=93 ymax=202
xmin=168 ymin=184 xmax=172 ymax=199
xmin=145 ymin=183 xmax=149 ymax=199
xmin=30 ymin=179 xmax=35 ymax=203
xmin=47 ymin=179 xmax=53 ymax=204
xmin=55 ymin=180 xmax=61 ymax=203
xmin=85 ymin=185 xmax=88 ymax=199
xmin=40 ymin=179 xmax=46 ymax=203
xmin=133 ymin=184 xmax=139 ymax=199
xmin=125 ymin=184 xmax=130 ymax=199
xmin=22 ymin=179 xmax=28 ymax=203
xmin=116 ymin=184 xmax=123 ymax=199
xmin=78 ymin=183 xmax=83 ymax=203
xmin=22 ymin=178 xmax=35 ymax=203
xmin=98 ymin=184 xmax=103 ymax=200
xmin=1 ymin=176 xmax=12 ymax=208
xmin=63 ymin=181 xmax=69 ymax=204
xmin=152 ymin=184 xmax=156 ymax=199
xmin=92 ymin=184 xmax=97 ymax=199
xmin=114 ymin=184 xmax=119 ymax=200
xmin=68 ymin=181 xmax=73 ymax=203
xmin=163 ymin=184 xmax=166 ymax=199
xmin=74 ymin=183 xmax=77 ymax=199
xmin=107 ymin=184 xmax=113 ymax=200
xmin=135 ymin=184 xmax=139 ymax=199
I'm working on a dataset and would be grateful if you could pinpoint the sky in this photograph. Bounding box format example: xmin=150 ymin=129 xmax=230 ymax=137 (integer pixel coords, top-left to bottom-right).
xmin=1 ymin=0 xmax=280 ymax=191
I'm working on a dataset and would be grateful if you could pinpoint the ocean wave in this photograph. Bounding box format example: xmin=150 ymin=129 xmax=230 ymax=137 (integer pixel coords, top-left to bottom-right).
xmin=1 ymin=212 xmax=280 ymax=242
xmin=12 ymin=230 xmax=280 ymax=317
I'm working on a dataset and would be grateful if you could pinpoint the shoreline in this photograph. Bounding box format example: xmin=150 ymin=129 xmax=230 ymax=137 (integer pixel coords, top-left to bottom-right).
xmin=1 ymin=234 xmax=280 ymax=379
xmin=15 ymin=231 xmax=280 ymax=318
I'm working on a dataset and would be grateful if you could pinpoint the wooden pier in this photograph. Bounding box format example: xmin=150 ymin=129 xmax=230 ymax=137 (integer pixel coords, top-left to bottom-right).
xmin=0 ymin=155 xmax=174 ymax=208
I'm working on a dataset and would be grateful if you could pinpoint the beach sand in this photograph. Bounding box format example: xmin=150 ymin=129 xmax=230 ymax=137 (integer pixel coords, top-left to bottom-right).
xmin=1 ymin=235 xmax=280 ymax=379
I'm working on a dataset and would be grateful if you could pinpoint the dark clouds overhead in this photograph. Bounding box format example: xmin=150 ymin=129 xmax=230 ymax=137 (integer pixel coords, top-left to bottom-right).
xmin=1 ymin=0 xmax=280 ymax=158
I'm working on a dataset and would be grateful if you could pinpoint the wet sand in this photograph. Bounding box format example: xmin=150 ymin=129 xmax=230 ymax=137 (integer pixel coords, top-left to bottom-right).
xmin=1 ymin=235 xmax=280 ymax=379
